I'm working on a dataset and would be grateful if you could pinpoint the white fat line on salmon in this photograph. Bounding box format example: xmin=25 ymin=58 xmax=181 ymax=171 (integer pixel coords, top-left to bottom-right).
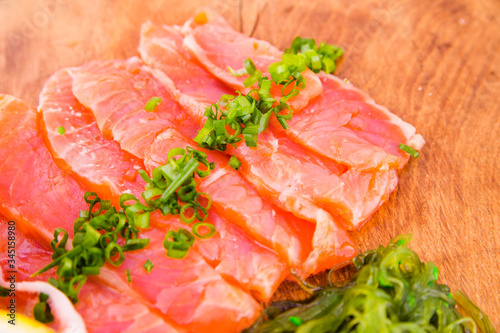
xmin=202 ymin=168 xmax=229 ymax=187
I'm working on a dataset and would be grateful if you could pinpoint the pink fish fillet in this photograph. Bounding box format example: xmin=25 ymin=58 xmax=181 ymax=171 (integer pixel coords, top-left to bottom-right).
xmin=279 ymin=73 xmax=425 ymax=171
xmin=181 ymin=8 xmax=323 ymax=114
xmin=180 ymin=10 xmax=424 ymax=172
xmin=39 ymin=68 xmax=145 ymax=205
xmin=138 ymin=21 xmax=398 ymax=235
xmin=0 ymin=220 xmax=185 ymax=333
xmin=68 ymin=58 xmax=290 ymax=299
xmin=39 ymin=69 xmax=309 ymax=274
xmin=0 ymin=95 xmax=261 ymax=332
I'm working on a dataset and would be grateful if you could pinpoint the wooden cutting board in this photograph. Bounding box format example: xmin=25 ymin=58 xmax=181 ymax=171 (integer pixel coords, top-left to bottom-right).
xmin=1 ymin=0 xmax=499 ymax=329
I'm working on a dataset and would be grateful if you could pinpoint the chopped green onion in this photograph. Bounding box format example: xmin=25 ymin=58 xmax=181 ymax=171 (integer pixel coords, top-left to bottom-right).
xmin=228 ymin=155 xmax=242 ymax=170
xmin=243 ymin=125 xmax=259 ymax=147
xmin=143 ymin=259 xmax=154 ymax=273
xmin=163 ymin=229 xmax=195 ymax=259
xmin=289 ymin=316 xmax=303 ymax=326
xmin=0 ymin=286 xmax=9 ymax=297
xmin=398 ymin=143 xmax=420 ymax=158
xmin=81 ymin=267 xmax=100 ymax=276
xmin=244 ymin=58 xmax=257 ymax=75
xmin=126 ymin=269 xmax=132 ymax=283
xmin=433 ymin=266 xmax=439 ymax=280
xmin=180 ymin=203 xmax=196 ymax=224
xmin=243 ymin=70 xmax=262 ymax=88
xmin=66 ymin=275 xmax=86 ymax=303
xmin=227 ymin=66 xmax=248 ymax=77
xmin=160 ymin=158 xmax=199 ymax=201
xmin=195 ymin=54 xmax=303 ymax=152
xmin=104 ymin=242 xmax=124 ymax=266
xmin=122 ymin=238 xmax=150 ymax=251
xmin=57 ymin=126 xmax=65 ymax=135
xmin=144 ymin=97 xmax=162 ymax=112
xmin=285 ymin=36 xmax=343 ymax=74
xmin=192 ymin=222 xmax=216 ymax=239
xmin=33 ymin=293 xmax=54 ymax=324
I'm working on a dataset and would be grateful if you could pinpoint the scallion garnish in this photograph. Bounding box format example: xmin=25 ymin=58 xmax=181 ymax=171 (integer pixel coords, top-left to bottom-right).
xmin=144 ymin=97 xmax=162 ymax=112
xmin=228 ymin=155 xmax=242 ymax=170
xmin=32 ymin=146 xmax=217 ymax=303
xmin=398 ymin=143 xmax=420 ymax=158
xmin=192 ymin=222 xmax=216 ymax=239
xmin=284 ymin=36 xmax=343 ymax=74
xmin=194 ymin=57 xmax=304 ymax=151
xmin=0 ymin=286 xmax=9 ymax=297
xmin=32 ymin=191 xmax=147 ymax=303
xmin=57 ymin=126 xmax=65 ymax=135
xmin=143 ymin=259 xmax=154 ymax=273
xmin=33 ymin=293 xmax=54 ymax=324
xmin=126 ymin=269 xmax=132 ymax=283
xmin=289 ymin=316 xmax=303 ymax=326
xmin=163 ymin=229 xmax=195 ymax=259
xmin=140 ymin=147 xmax=214 ymax=224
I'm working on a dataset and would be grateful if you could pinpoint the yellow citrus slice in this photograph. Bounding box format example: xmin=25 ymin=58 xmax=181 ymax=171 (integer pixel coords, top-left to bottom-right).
xmin=0 ymin=309 xmax=55 ymax=333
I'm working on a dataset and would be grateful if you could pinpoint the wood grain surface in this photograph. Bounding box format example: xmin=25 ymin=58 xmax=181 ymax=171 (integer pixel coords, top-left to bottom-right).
xmin=1 ymin=0 xmax=499 ymax=329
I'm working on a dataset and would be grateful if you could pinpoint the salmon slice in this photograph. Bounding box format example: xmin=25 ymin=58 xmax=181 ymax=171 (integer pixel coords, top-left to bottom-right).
xmin=279 ymin=73 xmax=425 ymax=171
xmin=0 ymin=94 xmax=261 ymax=332
xmin=151 ymin=132 xmax=317 ymax=268
xmin=39 ymin=68 xmax=145 ymax=203
xmin=94 ymin=227 xmax=260 ymax=332
xmin=181 ymin=10 xmax=425 ymax=172
xmin=230 ymin=130 xmax=399 ymax=230
xmin=0 ymin=95 xmax=87 ymax=246
xmin=69 ymin=58 xmax=198 ymax=159
xmin=145 ymin=128 xmax=355 ymax=275
xmin=0 ymin=220 xmax=183 ymax=333
xmin=182 ymin=8 xmax=323 ymax=114
xmin=67 ymin=58 xmax=290 ymax=298
xmin=139 ymin=22 xmax=397 ymax=231
xmin=39 ymin=66 xmax=292 ymax=299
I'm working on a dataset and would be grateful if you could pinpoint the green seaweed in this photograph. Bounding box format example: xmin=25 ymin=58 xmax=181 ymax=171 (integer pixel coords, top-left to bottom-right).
xmin=244 ymin=235 xmax=495 ymax=333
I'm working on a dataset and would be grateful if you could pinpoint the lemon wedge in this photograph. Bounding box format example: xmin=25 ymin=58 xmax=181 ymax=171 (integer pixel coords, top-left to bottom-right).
xmin=0 ymin=309 xmax=55 ymax=333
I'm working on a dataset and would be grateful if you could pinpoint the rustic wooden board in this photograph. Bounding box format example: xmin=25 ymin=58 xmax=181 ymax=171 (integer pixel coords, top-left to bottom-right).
xmin=1 ymin=0 xmax=499 ymax=329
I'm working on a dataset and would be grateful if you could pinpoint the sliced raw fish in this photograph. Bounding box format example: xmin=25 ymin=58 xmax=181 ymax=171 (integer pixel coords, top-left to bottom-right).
xmin=70 ymin=57 xmax=197 ymax=159
xmin=139 ymin=22 xmax=398 ymax=232
xmin=280 ymin=73 xmax=425 ymax=171
xmin=180 ymin=11 xmax=424 ymax=172
xmin=0 ymin=95 xmax=87 ymax=245
xmin=39 ymin=68 xmax=145 ymax=203
xmin=182 ymin=9 xmax=323 ymax=114
xmin=0 ymin=95 xmax=261 ymax=332
xmin=68 ymin=59 xmax=290 ymax=298
xmin=0 ymin=221 xmax=184 ymax=333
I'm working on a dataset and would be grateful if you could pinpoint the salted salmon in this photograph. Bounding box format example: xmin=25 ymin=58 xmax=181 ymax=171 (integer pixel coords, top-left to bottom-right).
xmin=139 ymin=22 xmax=398 ymax=232
xmin=0 ymin=221 xmax=183 ymax=333
xmin=68 ymin=56 xmax=355 ymax=275
xmin=180 ymin=10 xmax=424 ymax=172
xmin=62 ymin=59 xmax=291 ymax=299
xmin=137 ymin=28 xmax=354 ymax=272
xmin=0 ymin=95 xmax=87 ymax=246
xmin=182 ymin=8 xmax=323 ymax=114
xmin=39 ymin=68 xmax=145 ymax=203
xmin=279 ymin=73 xmax=425 ymax=171
xmin=0 ymin=95 xmax=261 ymax=332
